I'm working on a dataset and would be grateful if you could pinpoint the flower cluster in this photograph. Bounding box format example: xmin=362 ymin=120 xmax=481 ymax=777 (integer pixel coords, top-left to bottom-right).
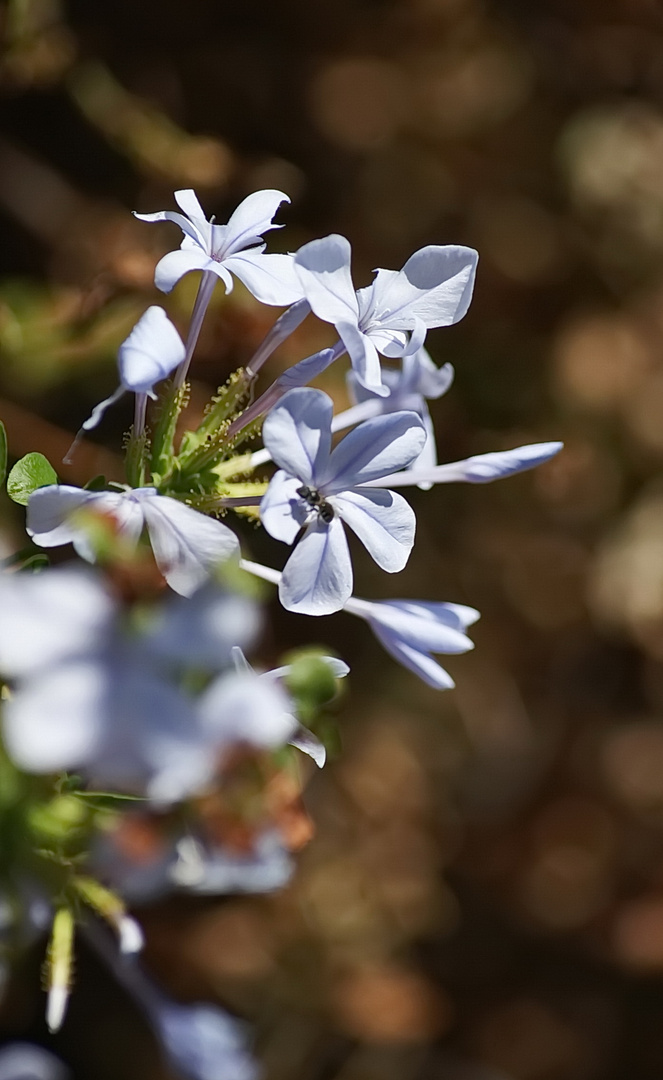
xmin=0 ymin=187 xmax=561 ymax=1078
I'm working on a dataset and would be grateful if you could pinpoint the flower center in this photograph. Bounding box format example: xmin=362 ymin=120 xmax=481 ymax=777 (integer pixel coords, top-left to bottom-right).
xmin=297 ymin=485 xmax=335 ymax=522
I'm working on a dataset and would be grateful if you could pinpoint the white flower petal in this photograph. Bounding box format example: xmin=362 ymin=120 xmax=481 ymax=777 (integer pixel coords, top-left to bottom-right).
xmin=337 ymin=319 xmax=387 ymax=395
xmin=153 ymin=248 xmax=222 ymax=293
xmin=137 ymin=492 xmax=239 ymax=596
xmin=294 ymin=234 xmax=359 ymax=323
xmin=227 ymin=250 xmax=304 ymax=306
xmin=260 ymin=471 xmax=309 ymax=544
xmin=199 ymin=669 xmax=297 ymax=750
xmin=262 ymin=387 xmax=333 ymax=484
xmin=335 ymin=487 xmax=416 ymax=572
xmin=371 ymin=245 xmax=478 ymax=329
xmin=27 ymin=485 xmax=96 ymax=547
xmin=133 ymin=206 xmax=207 ymax=247
xmin=279 ymin=516 xmax=352 ymax=615
xmin=223 ymin=189 xmax=290 ymax=251
xmin=323 ymin=411 xmax=426 ymax=492
xmin=373 ymin=632 xmax=456 ymax=689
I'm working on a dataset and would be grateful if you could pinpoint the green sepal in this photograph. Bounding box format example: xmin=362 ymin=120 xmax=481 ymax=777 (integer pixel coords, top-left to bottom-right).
xmin=283 ymin=648 xmax=346 ymax=724
xmin=150 ymin=379 xmax=188 ymax=479
xmin=177 ymin=368 xmax=251 ymax=466
xmin=84 ymin=474 xmax=107 ymax=491
xmin=124 ymin=429 xmax=149 ymax=488
xmin=7 ymin=452 xmax=57 ymax=505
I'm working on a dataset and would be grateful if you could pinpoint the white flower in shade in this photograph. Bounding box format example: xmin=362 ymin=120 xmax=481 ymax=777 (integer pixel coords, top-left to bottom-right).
xmin=134 ymin=188 xmax=303 ymax=306
xmin=294 ymin=233 xmax=478 ymax=394
xmin=344 ymin=596 xmax=479 ymax=689
xmin=0 ymin=567 xmax=286 ymax=802
xmin=259 ymin=387 xmax=426 ymax=616
xmin=26 ymin=485 xmax=239 ymax=597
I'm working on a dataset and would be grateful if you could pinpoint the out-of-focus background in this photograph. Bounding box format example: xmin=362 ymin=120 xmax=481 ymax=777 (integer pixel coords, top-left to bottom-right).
xmin=4 ymin=0 xmax=663 ymax=1076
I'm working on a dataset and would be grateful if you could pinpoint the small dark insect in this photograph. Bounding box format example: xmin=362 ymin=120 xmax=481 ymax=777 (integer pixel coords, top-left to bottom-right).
xmin=297 ymin=485 xmax=335 ymax=521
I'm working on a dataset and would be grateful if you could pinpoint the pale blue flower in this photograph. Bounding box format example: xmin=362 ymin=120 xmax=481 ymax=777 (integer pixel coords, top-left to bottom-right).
xmin=134 ymin=188 xmax=303 ymax=306
xmin=27 ymin=485 xmax=239 ymax=597
xmin=294 ymin=234 xmax=477 ymax=395
xmin=0 ymin=1044 xmax=70 ymax=1080
xmin=260 ymin=387 xmax=426 ymax=615
xmin=145 ymin=993 xmax=257 ymax=1080
xmin=344 ymin=596 xmax=479 ymax=689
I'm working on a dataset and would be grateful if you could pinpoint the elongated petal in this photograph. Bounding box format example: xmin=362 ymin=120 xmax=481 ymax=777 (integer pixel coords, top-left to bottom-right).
xmin=133 ymin=207 xmax=207 ymax=248
xmin=224 ymin=189 xmax=290 ymax=252
xmin=199 ymin=669 xmax=297 ymax=750
xmin=137 ymin=492 xmax=239 ymax=596
xmin=227 ymin=250 xmax=304 ymax=306
xmin=275 ymin=347 xmax=338 ymax=390
xmin=262 ymin=387 xmax=333 ymax=484
xmin=366 ymin=600 xmax=475 ymax=652
xmin=260 ymin=471 xmax=309 ymax=543
xmin=367 ymin=441 xmax=564 ymax=488
xmin=371 ymin=245 xmax=478 ymax=329
xmin=0 ymin=566 xmax=114 ymax=677
xmin=280 ymin=516 xmax=352 ymax=615
xmin=337 ymin=319 xmax=387 ymax=395
xmin=410 ymin=351 xmax=454 ymax=399
xmin=118 ymin=306 xmax=186 ymax=395
xmin=290 ymin=725 xmax=326 ymax=767
xmin=294 ymin=234 xmax=359 ymax=323
xmin=371 ymin=630 xmax=456 ymax=689
xmin=323 ymin=411 xmax=426 ymax=492
xmin=3 ymin=660 xmax=105 ymax=773
xmin=335 ymin=487 xmax=416 ymax=572
xmin=153 ymin=249 xmax=227 ymax=294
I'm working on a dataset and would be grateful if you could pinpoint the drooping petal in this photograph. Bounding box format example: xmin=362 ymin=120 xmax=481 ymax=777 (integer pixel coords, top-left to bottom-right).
xmin=153 ymin=249 xmax=229 ymax=294
xmin=0 ymin=566 xmax=115 ymax=677
xmin=370 ymin=441 xmax=564 ymax=487
xmin=246 ymin=298 xmax=312 ymax=376
xmin=323 ymin=411 xmax=426 ymax=492
xmin=117 ymin=307 xmax=186 ymax=395
xmin=133 ymin=207 xmax=207 ymax=248
xmin=227 ymin=249 xmax=304 ymax=306
xmin=334 ymin=488 xmax=416 ymax=573
xmin=279 ymin=516 xmax=353 ymax=615
xmin=260 ymin=471 xmax=309 ymax=544
xmin=364 ymin=599 xmax=476 ymax=653
xmin=262 ymin=387 xmax=334 ymax=484
xmin=27 ymin=485 xmax=98 ymax=548
xmin=137 ymin=492 xmax=239 ymax=596
xmin=294 ymin=234 xmax=359 ymax=323
xmin=224 ymin=189 xmax=291 ymax=254
xmin=411 ymin=351 xmax=454 ymax=399
xmin=289 ymin=726 xmax=326 ymax=768
xmin=371 ymin=245 xmax=478 ymax=329
xmin=198 ymin=669 xmax=297 ymax=750
xmin=275 ymin=347 xmax=339 ymax=390
xmin=336 ymin=319 xmax=387 ymax=395
xmin=371 ymin=631 xmax=456 ymax=690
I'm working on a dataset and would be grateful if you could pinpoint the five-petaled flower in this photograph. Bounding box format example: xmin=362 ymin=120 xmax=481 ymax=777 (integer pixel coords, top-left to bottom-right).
xmin=259 ymin=387 xmax=426 ymax=615
xmin=134 ymin=188 xmax=304 ymax=306
xmin=294 ymin=233 xmax=478 ymax=395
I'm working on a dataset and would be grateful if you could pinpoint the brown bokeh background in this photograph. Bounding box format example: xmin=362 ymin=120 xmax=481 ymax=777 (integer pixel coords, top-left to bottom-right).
xmin=4 ymin=0 xmax=663 ymax=1077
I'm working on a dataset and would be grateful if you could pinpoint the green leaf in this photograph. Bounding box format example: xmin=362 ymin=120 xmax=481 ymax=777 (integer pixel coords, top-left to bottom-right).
xmin=0 ymin=421 xmax=7 ymax=487
xmin=7 ymin=452 xmax=57 ymax=505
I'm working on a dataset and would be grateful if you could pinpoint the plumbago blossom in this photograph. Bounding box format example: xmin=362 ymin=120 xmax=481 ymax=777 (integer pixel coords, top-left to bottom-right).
xmin=0 ymin=184 xmax=563 ymax=1067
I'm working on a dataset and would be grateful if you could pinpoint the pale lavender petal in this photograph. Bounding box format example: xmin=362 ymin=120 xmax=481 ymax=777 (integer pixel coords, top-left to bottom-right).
xmin=137 ymin=492 xmax=239 ymax=596
xmin=0 ymin=566 xmax=114 ymax=677
xmin=334 ymin=488 xmax=415 ymax=572
xmin=371 ymin=245 xmax=478 ymax=329
xmin=118 ymin=306 xmax=186 ymax=395
xmin=336 ymin=319 xmax=387 ymax=395
xmin=153 ymin=249 xmax=227 ymax=294
xmin=3 ymin=660 xmax=105 ymax=773
xmin=224 ymin=189 xmax=291 ymax=254
xmin=275 ymin=346 xmax=338 ymax=390
xmin=260 ymin=471 xmax=309 ymax=543
xmin=366 ymin=328 xmax=409 ymax=357
xmin=145 ymin=588 xmax=262 ymax=671
xmin=294 ymin=234 xmax=359 ymax=323
xmin=198 ymin=669 xmax=297 ymax=750
xmin=27 ymin=485 xmax=97 ymax=547
xmin=262 ymin=387 xmax=333 ymax=483
xmin=133 ymin=207 xmax=207 ymax=248
xmin=280 ymin=516 xmax=352 ymax=615
xmin=361 ymin=599 xmax=475 ymax=652
xmin=323 ymin=411 xmax=426 ymax=492
xmin=290 ymin=726 xmax=326 ymax=767
xmin=411 ymin=351 xmax=454 ymax=398
xmin=173 ymin=188 xmax=208 ymax=224
xmin=227 ymin=250 xmax=305 ymax=306
xmin=246 ymin=298 xmax=311 ymax=376
xmin=150 ymin=998 xmax=257 ymax=1080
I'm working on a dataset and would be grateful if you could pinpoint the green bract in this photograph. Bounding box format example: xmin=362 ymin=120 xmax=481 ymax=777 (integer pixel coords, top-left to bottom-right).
xmin=7 ymin=452 xmax=58 ymax=506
